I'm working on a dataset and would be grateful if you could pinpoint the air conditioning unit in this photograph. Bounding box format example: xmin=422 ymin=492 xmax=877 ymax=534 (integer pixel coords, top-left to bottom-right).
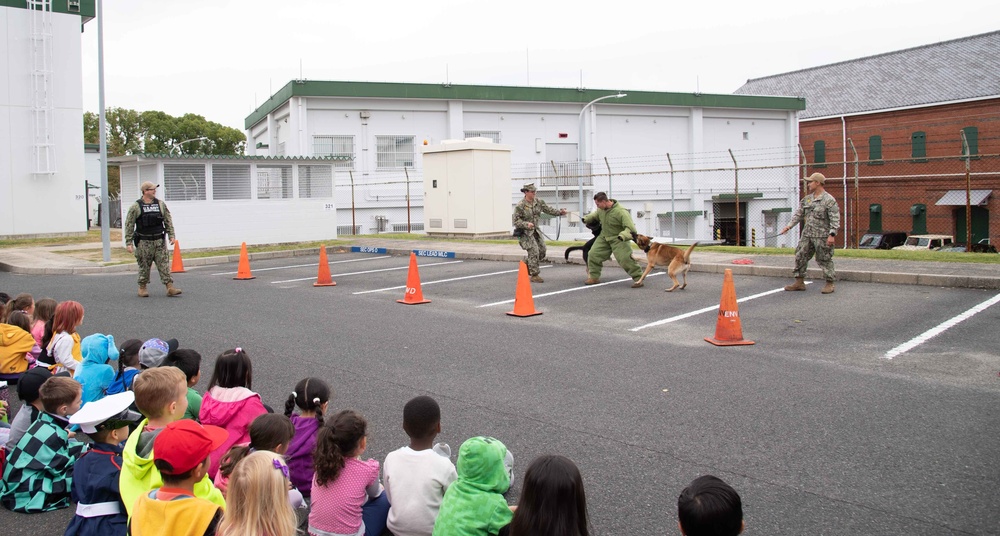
xmin=636 ymin=211 xmax=646 ymax=218
xmin=68 ymin=0 xmax=80 ymax=11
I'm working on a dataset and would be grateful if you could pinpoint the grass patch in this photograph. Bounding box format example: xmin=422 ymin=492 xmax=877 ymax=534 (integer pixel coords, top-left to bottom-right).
xmin=0 ymin=229 xmax=122 ymax=248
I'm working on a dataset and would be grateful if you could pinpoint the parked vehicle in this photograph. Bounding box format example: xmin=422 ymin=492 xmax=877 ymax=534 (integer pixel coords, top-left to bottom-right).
xmin=858 ymin=231 xmax=908 ymax=250
xmin=940 ymin=240 xmax=999 ymax=253
xmin=892 ymin=234 xmax=954 ymax=251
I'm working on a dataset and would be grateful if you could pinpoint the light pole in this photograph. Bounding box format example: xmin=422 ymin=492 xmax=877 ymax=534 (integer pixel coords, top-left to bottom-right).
xmin=170 ymin=136 xmax=208 ymax=156
xmin=577 ymin=93 xmax=626 ymax=218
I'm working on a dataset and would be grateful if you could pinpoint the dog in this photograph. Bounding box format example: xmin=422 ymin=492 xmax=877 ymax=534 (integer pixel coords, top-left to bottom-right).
xmin=633 ymin=234 xmax=698 ymax=292
xmin=563 ymin=220 xmax=602 ymax=266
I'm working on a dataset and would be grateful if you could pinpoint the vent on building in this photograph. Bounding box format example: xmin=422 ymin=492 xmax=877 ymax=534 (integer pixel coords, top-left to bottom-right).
xmin=68 ymin=1 xmax=80 ymax=12
xmin=430 ymin=219 xmax=442 ymax=228
xmin=454 ymin=219 xmax=468 ymax=229
xmin=375 ymin=215 xmax=389 ymax=232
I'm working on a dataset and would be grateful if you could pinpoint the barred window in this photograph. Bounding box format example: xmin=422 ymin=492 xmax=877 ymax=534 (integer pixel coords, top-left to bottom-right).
xmin=299 ymin=165 xmax=333 ymax=198
xmin=868 ymin=135 xmax=882 ymax=164
xmin=463 ymin=130 xmax=501 ymax=143
xmin=376 ymin=135 xmax=414 ymax=169
xmin=163 ymin=164 xmax=206 ymax=201
xmin=314 ymin=135 xmax=355 ymax=169
xmin=256 ymin=165 xmax=292 ymax=199
xmin=212 ymin=165 xmax=251 ymax=200
xmin=812 ymin=140 xmax=826 ymax=168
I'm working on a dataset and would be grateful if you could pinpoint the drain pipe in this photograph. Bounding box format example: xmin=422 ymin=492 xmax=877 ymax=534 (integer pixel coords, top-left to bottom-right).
xmin=841 ymin=116 xmax=848 ymax=249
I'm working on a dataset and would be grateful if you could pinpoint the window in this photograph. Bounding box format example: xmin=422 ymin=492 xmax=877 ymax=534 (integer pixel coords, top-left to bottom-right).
xmin=376 ymin=135 xmax=414 ymax=169
xmin=961 ymin=126 xmax=979 ymax=158
xmin=256 ymin=165 xmax=292 ymax=199
xmin=911 ymin=131 xmax=927 ymax=162
xmin=298 ymin=165 xmax=333 ymax=198
xmin=314 ymin=135 xmax=355 ymax=169
xmin=813 ymin=140 xmax=826 ymax=168
xmin=463 ymin=130 xmax=501 ymax=144
xmin=211 ymin=165 xmax=251 ymax=200
xmin=868 ymin=135 xmax=882 ymax=164
xmin=163 ymin=164 xmax=206 ymax=201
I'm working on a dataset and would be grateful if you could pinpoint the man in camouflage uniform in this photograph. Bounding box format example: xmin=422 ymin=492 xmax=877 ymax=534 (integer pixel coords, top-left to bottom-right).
xmin=124 ymin=182 xmax=181 ymax=297
xmin=513 ymin=183 xmax=566 ymax=283
xmin=781 ymin=173 xmax=840 ymax=294
xmin=582 ymin=192 xmax=644 ymax=287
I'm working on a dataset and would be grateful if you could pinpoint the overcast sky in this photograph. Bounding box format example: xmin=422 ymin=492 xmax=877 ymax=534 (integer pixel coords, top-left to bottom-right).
xmin=80 ymin=0 xmax=998 ymax=132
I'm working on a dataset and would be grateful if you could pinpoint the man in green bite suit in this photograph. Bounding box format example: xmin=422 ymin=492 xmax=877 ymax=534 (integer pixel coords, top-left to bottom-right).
xmin=582 ymin=192 xmax=644 ymax=287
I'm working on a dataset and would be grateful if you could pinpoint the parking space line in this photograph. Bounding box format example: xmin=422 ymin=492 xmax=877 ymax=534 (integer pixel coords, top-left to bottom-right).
xmin=211 ymin=256 xmax=390 ymax=276
xmin=882 ymin=291 xmax=1000 ymax=360
xmin=352 ymin=265 xmax=548 ymax=295
xmin=628 ymin=282 xmax=811 ymax=332
xmin=477 ymin=273 xmax=664 ymax=308
xmin=270 ymin=260 xmax=464 ymax=284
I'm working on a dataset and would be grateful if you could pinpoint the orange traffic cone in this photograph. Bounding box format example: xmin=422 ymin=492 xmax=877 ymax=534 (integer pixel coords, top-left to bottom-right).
xmin=234 ymin=242 xmax=255 ymax=280
xmin=506 ymin=261 xmax=542 ymax=317
xmin=705 ymin=269 xmax=754 ymax=346
xmin=170 ymin=240 xmax=186 ymax=273
xmin=313 ymin=246 xmax=337 ymax=287
xmin=397 ymin=252 xmax=430 ymax=305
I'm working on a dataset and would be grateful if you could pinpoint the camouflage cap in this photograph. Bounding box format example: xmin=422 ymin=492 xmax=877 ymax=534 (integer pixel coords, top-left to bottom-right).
xmin=805 ymin=173 xmax=826 ymax=185
xmin=520 ymin=183 xmax=537 ymax=193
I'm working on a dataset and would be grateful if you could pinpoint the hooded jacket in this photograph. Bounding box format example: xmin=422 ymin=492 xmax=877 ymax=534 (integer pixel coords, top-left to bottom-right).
xmin=119 ymin=419 xmax=225 ymax=517
xmin=432 ymin=437 xmax=513 ymax=536
xmin=0 ymin=323 xmax=36 ymax=376
xmin=198 ymin=386 xmax=267 ymax=478
xmin=74 ymin=334 xmax=119 ymax=405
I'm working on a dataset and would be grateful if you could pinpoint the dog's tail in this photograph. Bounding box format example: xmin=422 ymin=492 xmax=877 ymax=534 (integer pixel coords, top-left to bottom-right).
xmin=564 ymin=245 xmax=584 ymax=261
xmin=683 ymin=242 xmax=699 ymax=265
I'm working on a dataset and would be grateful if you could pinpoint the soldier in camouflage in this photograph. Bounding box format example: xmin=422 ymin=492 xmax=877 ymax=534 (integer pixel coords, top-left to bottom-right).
xmin=124 ymin=182 xmax=181 ymax=298
xmin=781 ymin=173 xmax=840 ymax=294
xmin=513 ymin=183 xmax=566 ymax=283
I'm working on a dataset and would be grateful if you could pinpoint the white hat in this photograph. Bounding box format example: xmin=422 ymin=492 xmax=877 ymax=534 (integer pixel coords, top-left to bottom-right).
xmin=69 ymin=392 xmax=136 ymax=434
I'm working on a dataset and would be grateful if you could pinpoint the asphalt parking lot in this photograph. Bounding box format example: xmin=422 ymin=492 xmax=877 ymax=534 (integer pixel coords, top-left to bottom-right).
xmin=2 ymin=249 xmax=998 ymax=535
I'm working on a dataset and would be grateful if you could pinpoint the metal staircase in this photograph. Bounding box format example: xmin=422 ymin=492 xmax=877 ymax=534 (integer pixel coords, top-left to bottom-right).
xmin=28 ymin=0 xmax=56 ymax=175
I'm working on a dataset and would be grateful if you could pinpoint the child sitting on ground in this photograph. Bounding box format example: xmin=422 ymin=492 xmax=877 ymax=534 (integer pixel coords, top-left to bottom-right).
xmin=75 ymin=333 xmax=119 ymax=406
xmin=677 ymin=475 xmax=744 ymax=536
xmin=506 ymin=455 xmax=590 ymax=536
xmin=0 ymin=311 xmax=37 ymax=381
xmin=309 ymin=409 xmax=390 ymax=536
xmin=432 ymin=436 xmax=515 ymax=536
xmin=199 ymin=347 xmax=268 ymax=478
xmin=217 ymin=450 xmax=298 ymax=536
xmin=214 ymin=413 xmax=300 ymax=508
xmin=64 ymin=391 xmax=136 ymax=535
xmin=30 ymin=298 xmax=56 ymax=349
xmin=384 ymin=395 xmax=457 ymax=536
xmin=3 ymin=367 xmax=52 ymax=452
xmin=106 ymin=339 xmax=142 ymax=395
xmin=161 ymin=349 xmax=203 ymax=421
xmin=119 ymin=367 xmax=225 ymax=517
xmin=128 ymin=419 xmax=229 ymax=536
xmin=284 ymin=377 xmax=331 ymax=499
xmin=45 ymin=301 xmax=85 ymax=376
xmin=0 ymin=376 xmax=86 ymax=512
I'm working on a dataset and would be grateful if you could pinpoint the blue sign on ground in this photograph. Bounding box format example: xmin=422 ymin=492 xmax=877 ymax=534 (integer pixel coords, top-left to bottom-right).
xmin=413 ymin=249 xmax=456 ymax=258
xmin=351 ymin=246 xmax=388 ymax=254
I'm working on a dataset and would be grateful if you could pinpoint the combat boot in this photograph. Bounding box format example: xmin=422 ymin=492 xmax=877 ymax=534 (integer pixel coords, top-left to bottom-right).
xmin=530 ymin=275 xmax=544 ymax=283
xmin=585 ymin=277 xmax=600 ymax=285
xmin=631 ymin=280 xmax=644 ymax=288
xmin=784 ymin=278 xmax=806 ymax=291
xmin=138 ymin=285 xmax=149 ymax=298
xmin=821 ymin=281 xmax=835 ymax=294
xmin=166 ymin=283 xmax=182 ymax=297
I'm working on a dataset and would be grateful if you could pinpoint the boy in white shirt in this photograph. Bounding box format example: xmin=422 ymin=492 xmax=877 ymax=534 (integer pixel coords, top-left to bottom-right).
xmin=383 ymin=396 xmax=457 ymax=536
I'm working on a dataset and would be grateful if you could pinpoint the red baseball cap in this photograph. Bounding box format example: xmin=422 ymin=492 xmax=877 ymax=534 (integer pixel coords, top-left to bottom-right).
xmin=153 ymin=420 xmax=229 ymax=475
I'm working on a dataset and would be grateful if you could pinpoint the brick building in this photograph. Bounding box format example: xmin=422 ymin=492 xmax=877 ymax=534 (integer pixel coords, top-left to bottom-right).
xmin=736 ymin=31 xmax=1000 ymax=248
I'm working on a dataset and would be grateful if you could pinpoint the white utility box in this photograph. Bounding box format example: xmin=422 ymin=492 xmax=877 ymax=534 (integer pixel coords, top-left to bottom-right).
xmin=422 ymin=139 xmax=513 ymax=238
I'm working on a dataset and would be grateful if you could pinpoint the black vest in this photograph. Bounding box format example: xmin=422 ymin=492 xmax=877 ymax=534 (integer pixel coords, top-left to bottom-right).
xmin=134 ymin=199 xmax=165 ymax=241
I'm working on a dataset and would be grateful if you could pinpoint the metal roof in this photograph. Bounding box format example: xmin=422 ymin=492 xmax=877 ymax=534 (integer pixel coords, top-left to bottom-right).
xmin=734 ymin=31 xmax=1000 ymax=119
xmin=935 ymin=189 xmax=992 ymax=206
xmin=108 ymin=154 xmax=349 ymax=163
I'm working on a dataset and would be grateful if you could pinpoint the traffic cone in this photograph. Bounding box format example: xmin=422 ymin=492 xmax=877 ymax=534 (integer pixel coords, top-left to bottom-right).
xmin=170 ymin=240 xmax=186 ymax=273
xmin=234 ymin=242 xmax=255 ymax=280
xmin=313 ymin=245 xmax=337 ymax=287
xmin=705 ymin=269 xmax=754 ymax=346
xmin=397 ymin=252 xmax=430 ymax=305
xmin=506 ymin=261 xmax=542 ymax=317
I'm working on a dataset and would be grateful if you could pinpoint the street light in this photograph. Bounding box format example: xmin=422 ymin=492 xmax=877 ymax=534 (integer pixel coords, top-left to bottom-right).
xmin=577 ymin=93 xmax=626 ymax=218
xmin=170 ymin=136 xmax=208 ymax=156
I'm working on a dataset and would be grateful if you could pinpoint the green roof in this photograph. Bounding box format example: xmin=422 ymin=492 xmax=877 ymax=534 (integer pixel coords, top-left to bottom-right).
xmin=656 ymin=210 xmax=704 ymax=217
xmin=0 ymin=0 xmax=95 ymax=19
xmin=762 ymin=207 xmax=793 ymax=214
xmin=245 ymin=80 xmax=806 ymax=130
xmin=712 ymin=192 xmax=765 ymax=201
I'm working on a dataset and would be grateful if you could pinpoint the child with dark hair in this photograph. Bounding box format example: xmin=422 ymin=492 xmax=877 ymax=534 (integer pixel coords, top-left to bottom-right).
xmin=507 ymin=455 xmax=590 ymax=536
xmin=128 ymin=419 xmax=228 ymax=536
xmin=309 ymin=410 xmax=389 ymax=536
xmin=1 ymin=311 xmax=38 ymax=381
xmin=214 ymin=413 xmax=297 ymax=501
xmin=432 ymin=436 xmax=514 ymax=536
xmin=106 ymin=338 xmax=142 ymax=395
xmin=161 ymin=349 xmax=203 ymax=421
xmin=75 ymin=333 xmax=119 ymax=405
xmin=284 ymin=377 xmax=331 ymax=499
xmin=3 ymin=292 xmax=33 ymax=323
xmin=30 ymin=298 xmax=56 ymax=349
xmin=199 ymin=347 xmax=268 ymax=478
xmin=384 ymin=395 xmax=457 ymax=536
xmin=4 ymin=367 xmax=52 ymax=452
xmin=1 ymin=376 xmax=86 ymax=513
xmin=677 ymin=475 xmax=744 ymax=536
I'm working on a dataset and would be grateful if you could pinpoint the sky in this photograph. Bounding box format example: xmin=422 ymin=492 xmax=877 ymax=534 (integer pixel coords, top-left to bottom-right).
xmin=80 ymin=0 xmax=999 ymax=133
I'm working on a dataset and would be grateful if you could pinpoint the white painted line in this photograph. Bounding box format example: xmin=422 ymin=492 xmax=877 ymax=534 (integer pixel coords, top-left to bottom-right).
xmin=629 ymin=281 xmax=812 ymax=332
xmin=212 ymin=256 xmax=390 ymax=276
xmin=270 ymin=260 xmax=463 ymax=284
xmin=352 ymin=265 xmax=544 ymax=295
xmin=478 ymin=272 xmax=664 ymax=308
xmin=882 ymin=292 xmax=1000 ymax=360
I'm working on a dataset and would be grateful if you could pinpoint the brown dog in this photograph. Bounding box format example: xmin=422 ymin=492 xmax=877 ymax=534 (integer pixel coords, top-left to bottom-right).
xmin=634 ymin=234 xmax=698 ymax=292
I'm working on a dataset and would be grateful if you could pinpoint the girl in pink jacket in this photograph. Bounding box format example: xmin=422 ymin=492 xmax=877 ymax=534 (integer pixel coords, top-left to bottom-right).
xmin=199 ymin=347 xmax=268 ymax=478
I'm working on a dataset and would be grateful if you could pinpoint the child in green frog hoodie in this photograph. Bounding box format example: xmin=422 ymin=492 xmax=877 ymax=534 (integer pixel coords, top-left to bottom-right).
xmin=432 ymin=436 xmax=515 ymax=536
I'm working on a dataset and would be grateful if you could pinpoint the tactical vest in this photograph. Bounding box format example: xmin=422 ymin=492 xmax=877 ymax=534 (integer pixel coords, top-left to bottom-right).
xmin=134 ymin=199 xmax=165 ymax=241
